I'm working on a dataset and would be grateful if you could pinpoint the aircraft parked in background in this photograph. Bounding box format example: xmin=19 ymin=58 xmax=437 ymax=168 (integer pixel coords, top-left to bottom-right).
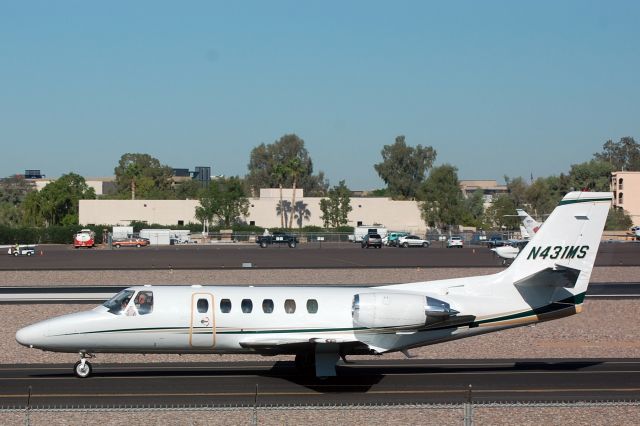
xmin=493 ymin=209 xmax=543 ymax=263
xmin=16 ymin=193 xmax=611 ymax=378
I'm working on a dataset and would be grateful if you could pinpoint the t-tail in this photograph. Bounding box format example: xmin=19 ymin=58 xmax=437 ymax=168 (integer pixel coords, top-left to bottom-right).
xmin=516 ymin=208 xmax=542 ymax=238
xmin=504 ymin=192 xmax=612 ymax=313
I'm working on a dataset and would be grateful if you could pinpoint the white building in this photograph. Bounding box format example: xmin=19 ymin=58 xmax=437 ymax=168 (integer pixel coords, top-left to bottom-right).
xmin=79 ymin=188 xmax=426 ymax=233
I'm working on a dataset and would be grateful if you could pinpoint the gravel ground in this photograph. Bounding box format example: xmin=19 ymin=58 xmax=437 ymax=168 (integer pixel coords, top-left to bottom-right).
xmin=1 ymin=405 xmax=638 ymax=425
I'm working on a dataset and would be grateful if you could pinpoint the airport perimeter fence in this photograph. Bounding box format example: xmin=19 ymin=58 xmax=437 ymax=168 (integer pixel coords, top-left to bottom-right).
xmin=3 ymin=400 xmax=640 ymax=426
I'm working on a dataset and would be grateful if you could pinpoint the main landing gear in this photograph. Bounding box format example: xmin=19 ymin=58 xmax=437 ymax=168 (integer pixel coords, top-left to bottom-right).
xmin=74 ymin=353 xmax=94 ymax=378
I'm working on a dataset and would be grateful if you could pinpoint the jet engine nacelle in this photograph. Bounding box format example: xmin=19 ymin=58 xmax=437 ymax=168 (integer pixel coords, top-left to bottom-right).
xmin=352 ymin=292 xmax=458 ymax=330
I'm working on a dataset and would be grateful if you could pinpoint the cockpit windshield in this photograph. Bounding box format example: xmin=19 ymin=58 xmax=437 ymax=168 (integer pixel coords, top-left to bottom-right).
xmin=103 ymin=290 xmax=135 ymax=315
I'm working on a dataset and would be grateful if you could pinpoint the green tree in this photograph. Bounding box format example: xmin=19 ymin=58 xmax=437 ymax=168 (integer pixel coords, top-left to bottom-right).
xmin=594 ymin=137 xmax=640 ymax=171
xmin=319 ymin=180 xmax=352 ymax=228
xmin=198 ymin=177 xmax=250 ymax=228
xmin=374 ymin=135 xmax=437 ymax=200
xmin=0 ymin=175 xmax=34 ymax=226
xmin=22 ymin=173 xmax=95 ymax=226
xmin=504 ymin=176 xmax=528 ymax=208
xmin=246 ymin=134 xmax=328 ymax=196
xmin=114 ymin=153 xmax=174 ymax=200
xmin=174 ymin=180 xmax=204 ymax=200
xmin=419 ymin=164 xmax=463 ymax=230
xmin=568 ymin=160 xmax=614 ymax=192
xmin=483 ymin=194 xmax=519 ymax=230
xmin=461 ymin=189 xmax=486 ymax=228
xmin=605 ymin=208 xmax=633 ymax=230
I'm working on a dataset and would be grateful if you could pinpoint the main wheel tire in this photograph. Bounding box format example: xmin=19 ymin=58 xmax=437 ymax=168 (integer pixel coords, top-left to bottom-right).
xmin=74 ymin=360 xmax=92 ymax=378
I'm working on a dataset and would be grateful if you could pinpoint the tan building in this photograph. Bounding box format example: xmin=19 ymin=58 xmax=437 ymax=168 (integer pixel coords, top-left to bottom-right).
xmin=30 ymin=177 xmax=116 ymax=196
xmin=611 ymin=171 xmax=640 ymax=226
xmin=79 ymin=189 xmax=426 ymax=233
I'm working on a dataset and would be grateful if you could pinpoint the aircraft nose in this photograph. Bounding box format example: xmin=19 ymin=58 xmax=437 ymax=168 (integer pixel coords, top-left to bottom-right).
xmin=16 ymin=324 xmax=45 ymax=348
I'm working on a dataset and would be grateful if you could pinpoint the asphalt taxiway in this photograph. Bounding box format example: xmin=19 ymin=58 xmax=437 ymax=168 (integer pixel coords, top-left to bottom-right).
xmin=1 ymin=359 xmax=638 ymax=407
xmin=1 ymin=242 xmax=638 ymax=270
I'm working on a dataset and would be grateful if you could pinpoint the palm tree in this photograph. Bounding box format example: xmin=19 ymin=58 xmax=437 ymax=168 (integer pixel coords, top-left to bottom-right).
xmin=271 ymin=164 xmax=287 ymax=228
xmin=287 ymin=158 xmax=306 ymax=229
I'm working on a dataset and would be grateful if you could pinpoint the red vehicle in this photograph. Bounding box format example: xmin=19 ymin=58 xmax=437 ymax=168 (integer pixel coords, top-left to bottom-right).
xmin=74 ymin=229 xmax=95 ymax=248
xmin=112 ymin=237 xmax=150 ymax=248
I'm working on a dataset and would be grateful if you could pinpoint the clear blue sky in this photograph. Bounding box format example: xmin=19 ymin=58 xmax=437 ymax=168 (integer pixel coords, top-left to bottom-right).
xmin=1 ymin=1 xmax=638 ymax=189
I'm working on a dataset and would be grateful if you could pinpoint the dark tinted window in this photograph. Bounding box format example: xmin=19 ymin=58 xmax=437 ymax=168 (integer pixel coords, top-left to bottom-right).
xmin=220 ymin=299 xmax=231 ymax=313
xmin=370 ymin=234 xmax=381 ymax=238
xmin=135 ymin=291 xmax=154 ymax=315
xmin=262 ymin=299 xmax=274 ymax=313
xmin=197 ymin=298 xmax=209 ymax=313
xmin=241 ymin=299 xmax=253 ymax=313
xmin=307 ymin=299 xmax=318 ymax=314
xmin=284 ymin=299 xmax=296 ymax=314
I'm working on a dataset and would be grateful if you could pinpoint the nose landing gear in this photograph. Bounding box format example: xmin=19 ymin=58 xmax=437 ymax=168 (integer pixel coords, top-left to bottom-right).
xmin=74 ymin=353 xmax=94 ymax=378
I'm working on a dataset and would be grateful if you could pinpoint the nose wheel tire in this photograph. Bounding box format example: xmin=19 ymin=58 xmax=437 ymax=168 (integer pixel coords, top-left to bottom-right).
xmin=74 ymin=360 xmax=92 ymax=378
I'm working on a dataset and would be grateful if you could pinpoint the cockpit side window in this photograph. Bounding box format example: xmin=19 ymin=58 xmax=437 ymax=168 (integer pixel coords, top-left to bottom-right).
xmin=135 ymin=291 xmax=154 ymax=315
xmin=103 ymin=290 xmax=135 ymax=315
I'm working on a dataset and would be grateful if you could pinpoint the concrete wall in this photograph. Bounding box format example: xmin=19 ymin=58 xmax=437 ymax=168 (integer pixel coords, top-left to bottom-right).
xmin=80 ymin=197 xmax=426 ymax=233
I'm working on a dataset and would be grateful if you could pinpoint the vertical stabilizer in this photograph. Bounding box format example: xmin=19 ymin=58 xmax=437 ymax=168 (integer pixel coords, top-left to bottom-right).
xmin=516 ymin=208 xmax=542 ymax=238
xmin=507 ymin=192 xmax=612 ymax=295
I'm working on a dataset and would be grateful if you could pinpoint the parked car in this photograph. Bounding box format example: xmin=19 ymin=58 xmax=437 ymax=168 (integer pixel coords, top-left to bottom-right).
xmin=386 ymin=232 xmax=409 ymax=247
xmin=113 ymin=237 xmax=150 ymax=248
xmin=447 ymin=236 xmax=464 ymax=248
xmin=397 ymin=235 xmax=431 ymax=248
xmin=361 ymin=233 xmax=383 ymax=249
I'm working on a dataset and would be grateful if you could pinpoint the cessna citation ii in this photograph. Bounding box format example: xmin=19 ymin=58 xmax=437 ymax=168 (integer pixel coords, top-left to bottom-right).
xmin=16 ymin=192 xmax=611 ymax=378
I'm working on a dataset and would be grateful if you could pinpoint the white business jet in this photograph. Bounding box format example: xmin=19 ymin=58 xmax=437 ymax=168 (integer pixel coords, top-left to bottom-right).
xmin=16 ymin=192 xmax=611 ymax=378
xmin=493 ymin=209 xmax=544 ymax=262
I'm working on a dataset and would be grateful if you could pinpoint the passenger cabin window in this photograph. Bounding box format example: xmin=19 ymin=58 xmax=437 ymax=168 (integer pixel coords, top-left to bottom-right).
xmin=135 ymin=291 xmax=154 ymax=315
xmin=241 ymin=299 xmax=253 ymax=313
xmin=220 ymin=299 xmax=232 ymax=313
xmin=307 ymin=299 xmax=318 ymax=314
xmin=262 ymin=299 xmax=274 ymax=313
xmin=197 ymin=298 xmax=209 ymax=313
xmin=284 ymin=299 xmax=296 ymax=314
xmin=103 ymin=289 xmax=135 ymax=315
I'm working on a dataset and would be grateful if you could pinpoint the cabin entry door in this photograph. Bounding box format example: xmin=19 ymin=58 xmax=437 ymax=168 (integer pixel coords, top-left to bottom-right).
xmin=190 ymin=293 xmax=216 ymax=347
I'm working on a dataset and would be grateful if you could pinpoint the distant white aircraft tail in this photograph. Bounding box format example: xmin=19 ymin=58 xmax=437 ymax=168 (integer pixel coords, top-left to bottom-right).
xmin=516 ymin=208 xmax=542 ymax=238
xmin=506 ymin=192 xmax=612 ymax=299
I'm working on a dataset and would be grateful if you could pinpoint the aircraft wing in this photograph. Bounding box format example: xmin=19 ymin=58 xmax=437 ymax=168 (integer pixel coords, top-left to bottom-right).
xmin=239 ymin=337 xmax=361 ymax=354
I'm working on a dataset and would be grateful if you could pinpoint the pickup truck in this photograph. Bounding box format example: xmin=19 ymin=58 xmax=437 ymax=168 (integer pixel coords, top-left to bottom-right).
xmin=256 ymin=232 xmax=299 ymax=248
xmin=486 ymin=235 xmax=506 ymax=248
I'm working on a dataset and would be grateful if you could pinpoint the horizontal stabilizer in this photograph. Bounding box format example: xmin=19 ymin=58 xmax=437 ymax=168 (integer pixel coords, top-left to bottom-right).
xmin=514 ymin=266 xmax=580 ymax=288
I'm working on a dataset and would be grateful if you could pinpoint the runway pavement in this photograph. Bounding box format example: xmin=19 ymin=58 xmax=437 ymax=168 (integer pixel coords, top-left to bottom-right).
xmin=1 ymin=242 xmax=639 ymax=270
xmin=1 ymin=359 xmax=638 ymax=407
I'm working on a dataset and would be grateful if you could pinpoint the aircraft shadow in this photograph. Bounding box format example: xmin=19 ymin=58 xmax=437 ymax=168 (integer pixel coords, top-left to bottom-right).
xmin=27 ymin=360 xmax=604 ymax=394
